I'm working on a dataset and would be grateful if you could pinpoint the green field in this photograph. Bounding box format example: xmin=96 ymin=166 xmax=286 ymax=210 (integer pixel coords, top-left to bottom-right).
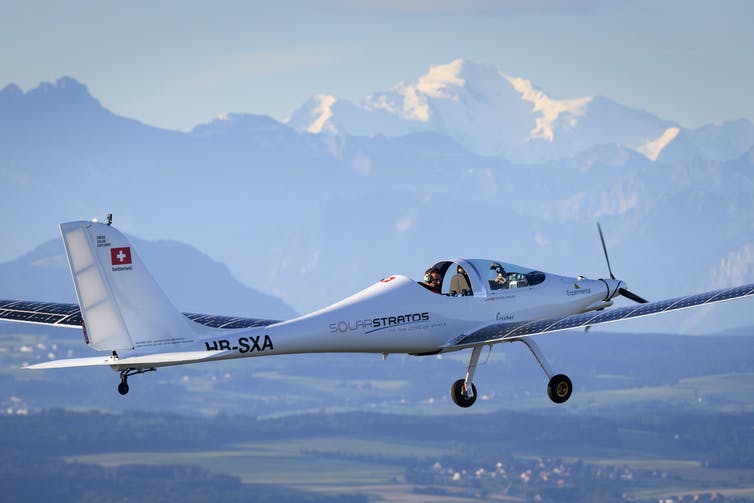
xmin=69 ymin=437 xmax=460 ymax=500
xmin=67 ymin=434 xmax=754 ymax=502
xmin=71 ymin=436 xmax=450 ymax=485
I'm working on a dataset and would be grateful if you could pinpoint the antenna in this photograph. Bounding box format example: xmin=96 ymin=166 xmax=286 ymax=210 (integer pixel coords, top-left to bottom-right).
xmin=106 ymin=213 xmax=113 ymax=226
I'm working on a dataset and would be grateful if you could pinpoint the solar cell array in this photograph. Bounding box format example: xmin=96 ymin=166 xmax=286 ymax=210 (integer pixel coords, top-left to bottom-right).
xmin=452 ymin=282 xmax=754 ymax=348
xmin=0 ymin=300 xmax=279 ymax=331
xmin=183 ymin=312 xmax=279 ymax=329
xmin=0 ymin=300 xmax=82 ymax=326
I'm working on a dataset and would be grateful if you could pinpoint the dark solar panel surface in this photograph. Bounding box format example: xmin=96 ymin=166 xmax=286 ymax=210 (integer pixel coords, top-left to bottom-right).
xmin=0 ymin=300 xmax=81 ymax=326
xmin=0 ymin=300 xmax=279 ymax=330
xmin=452 ymin=282 xmax=754 ymax=348
xmin=183 ymin=313 xmax=278 ymax=329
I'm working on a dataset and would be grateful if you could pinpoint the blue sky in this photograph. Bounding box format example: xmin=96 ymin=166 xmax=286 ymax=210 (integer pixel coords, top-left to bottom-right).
xmin=1 ymin=0 xmax=752 ymax=131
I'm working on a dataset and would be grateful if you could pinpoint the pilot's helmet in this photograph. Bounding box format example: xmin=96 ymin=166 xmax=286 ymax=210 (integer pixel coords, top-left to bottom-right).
xmin=490 ymin=262 xmax=504 ymax=274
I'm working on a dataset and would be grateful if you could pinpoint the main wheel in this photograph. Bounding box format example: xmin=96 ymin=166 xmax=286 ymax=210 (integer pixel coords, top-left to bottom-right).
xmin=450 ymin=379 xmax=477 ymax=408
xmin=547 ymin=374 xmax=572 ymax=404
xmin=117 ymin=382 xmax=130 ymax=395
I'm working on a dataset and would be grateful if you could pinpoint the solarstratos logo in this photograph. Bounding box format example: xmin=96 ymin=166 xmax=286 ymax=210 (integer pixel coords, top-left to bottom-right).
xmin=330 ymin=312 xmax=430 ymax=334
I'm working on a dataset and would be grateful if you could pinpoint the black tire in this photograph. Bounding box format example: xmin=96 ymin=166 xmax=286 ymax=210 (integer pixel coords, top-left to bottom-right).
xmin=117 ymin=382 xmax=130 ymax=395
xmin=450 ymin=379 xmax=477 ymax=408
xmin=547 ymin=374 xmax=572 ymax=404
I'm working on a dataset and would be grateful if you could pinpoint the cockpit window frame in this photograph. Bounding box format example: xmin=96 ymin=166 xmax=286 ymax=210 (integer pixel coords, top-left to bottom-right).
xmin=426 ymin=259 xmax=489 ymax=298
xmin=424 ymin=259 xmax=547 ymax=297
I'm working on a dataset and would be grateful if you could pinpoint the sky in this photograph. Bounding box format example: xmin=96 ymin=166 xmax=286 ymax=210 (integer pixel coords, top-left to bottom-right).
xmin=1 ymin=0 xmax=752 ymax=131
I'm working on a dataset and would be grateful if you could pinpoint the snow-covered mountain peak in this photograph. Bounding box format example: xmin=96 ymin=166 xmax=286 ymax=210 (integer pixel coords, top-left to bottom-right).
xmin=362 ymin=59 xmax=471 ymax=122
xmin=414 ymin=58 xmax=466 ymax=98
xmin=289 ymin=59 xmax=650 ymax=160
xmin=505 ymin=75 xmax=592 ymax=142
xmin=287 ymin=94 xmax=338 ymax=133
xmin=636 ymin=126 xmax=681 ymax=161
xmin=290 ymin=59 xmax=754 ymax=163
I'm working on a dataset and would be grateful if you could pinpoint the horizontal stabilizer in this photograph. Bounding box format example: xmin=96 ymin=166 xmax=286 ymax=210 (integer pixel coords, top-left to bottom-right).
xmin=25 ymin=350 xmax=231 ymax=370
xmin=25 ymin=355 xmax=116 ymax=369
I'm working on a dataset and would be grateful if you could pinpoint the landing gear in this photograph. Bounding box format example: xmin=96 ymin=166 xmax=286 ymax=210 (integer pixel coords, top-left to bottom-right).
xmin=451 ymin=345 xmax=484 ymax=408
xmin=451 ymin=379 xmax=477 ymax=408
xmin=547 ymin=374 xmax=572 ymax=404
xmin=517 ymin=338 xmax=573 ymax=405
xmin=117 ymin=367 xmax=155 ymax=396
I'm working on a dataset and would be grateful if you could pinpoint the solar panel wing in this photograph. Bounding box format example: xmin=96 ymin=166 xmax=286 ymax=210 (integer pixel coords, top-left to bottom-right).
xmin=445 ymin=283 xmax=754 ymax=350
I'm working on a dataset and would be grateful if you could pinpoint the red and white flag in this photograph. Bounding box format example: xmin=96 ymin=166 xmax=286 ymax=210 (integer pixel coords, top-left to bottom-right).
xmin=111 ymin=247 xmax=132 ymax=265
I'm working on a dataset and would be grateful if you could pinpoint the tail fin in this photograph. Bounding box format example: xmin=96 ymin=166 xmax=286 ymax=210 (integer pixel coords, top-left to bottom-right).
xmin=60 ymin=220 xmax=197 ymax=352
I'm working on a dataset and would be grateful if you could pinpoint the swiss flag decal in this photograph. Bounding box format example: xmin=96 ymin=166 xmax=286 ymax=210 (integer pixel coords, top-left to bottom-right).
xmin=111 ymin=247 xmax=132 ymax=265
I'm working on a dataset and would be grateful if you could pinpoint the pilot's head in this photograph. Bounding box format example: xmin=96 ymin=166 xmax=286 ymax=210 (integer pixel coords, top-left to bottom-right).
xmin=427 ymin=268 xmax=441 ymax=287
xmin=457 ymin=265 xmax=465 ymax=274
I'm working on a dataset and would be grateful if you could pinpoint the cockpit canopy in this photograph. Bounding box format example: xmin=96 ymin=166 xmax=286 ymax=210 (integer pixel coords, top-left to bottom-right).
xmin=423 ymin=259 xmax=547 ymax=296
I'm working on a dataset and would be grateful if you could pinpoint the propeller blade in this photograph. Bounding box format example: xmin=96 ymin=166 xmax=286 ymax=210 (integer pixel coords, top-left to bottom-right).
xmin=619 ymin=288 xmax=648 ymax=304
xmin=596 ymin=222 xmax=615 ymax=280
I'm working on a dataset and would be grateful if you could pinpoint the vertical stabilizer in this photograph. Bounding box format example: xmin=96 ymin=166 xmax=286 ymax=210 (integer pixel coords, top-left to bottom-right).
xmin=60 ymin=221 xmax=196 ymax=352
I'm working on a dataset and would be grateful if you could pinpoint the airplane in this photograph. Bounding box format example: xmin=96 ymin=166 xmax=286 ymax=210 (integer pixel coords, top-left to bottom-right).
xmin=1 ymin=217 xmax=753 ymax=408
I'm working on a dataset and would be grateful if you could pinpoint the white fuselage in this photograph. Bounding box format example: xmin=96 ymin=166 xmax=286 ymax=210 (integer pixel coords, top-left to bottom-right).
xmin=145 ymin=272 xmax=621 ymax=369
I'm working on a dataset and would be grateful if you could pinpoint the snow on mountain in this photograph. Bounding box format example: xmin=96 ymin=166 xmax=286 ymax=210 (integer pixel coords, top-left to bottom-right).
xmin=288 ymin=59 xmax=753 ymax=164
xmin=287 ymin=94 xmax=342 ymax=134
xmin=2 ymin=75 xmax=754 ymax=331
xmin=636 ymin=127 xmax=681 ymax=161
xmin=505 ymin=75 xmax=592 ymax=143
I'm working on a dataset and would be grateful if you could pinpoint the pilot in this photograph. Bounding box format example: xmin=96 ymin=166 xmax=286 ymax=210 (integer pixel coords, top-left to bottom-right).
xmin=450 ymin=265 xmax=472 ymax=296
xmin=490 ymin=263 xmax=508 ymax=290
xmin=424 ymin=268 xmax=442 ymax=294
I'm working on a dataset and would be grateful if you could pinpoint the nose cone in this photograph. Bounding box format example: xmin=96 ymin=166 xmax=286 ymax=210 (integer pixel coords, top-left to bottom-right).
xmin=602 ymin=278 xmax=626 ymax=300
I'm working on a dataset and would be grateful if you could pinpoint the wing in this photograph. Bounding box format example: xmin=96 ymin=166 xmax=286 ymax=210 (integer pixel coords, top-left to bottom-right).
xmin=445 ymin=283 xmax=754 ymax=350
xmin=0 ymin=300 xmax=82 ymax=327
xmin=0 ymin=299 xmax=280 ymax=331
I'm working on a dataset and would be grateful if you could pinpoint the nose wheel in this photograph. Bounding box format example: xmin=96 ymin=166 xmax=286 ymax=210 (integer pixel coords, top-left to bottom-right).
xmin=451 ymin=345 xmax=484 ymax=408
xmin=547 ymin=374 xmax=572 ymax=404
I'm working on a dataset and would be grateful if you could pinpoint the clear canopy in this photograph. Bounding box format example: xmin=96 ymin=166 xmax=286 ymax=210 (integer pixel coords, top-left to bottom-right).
xmin=422 ymin=259 xmax=547 ymax=296
xmin=466 ymin=259 xmax=546 ymax=291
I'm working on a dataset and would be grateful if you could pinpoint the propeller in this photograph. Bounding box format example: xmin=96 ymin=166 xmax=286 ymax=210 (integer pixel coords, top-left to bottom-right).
xmin=596 ymin=223 xmax=648 ymax=304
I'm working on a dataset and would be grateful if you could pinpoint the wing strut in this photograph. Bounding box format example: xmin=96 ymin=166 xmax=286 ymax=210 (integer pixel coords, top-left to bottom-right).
xmin=515 ymin=337 xmax=573 ymax=404
xmin=515 ymin=338 xmax=553 ymax=379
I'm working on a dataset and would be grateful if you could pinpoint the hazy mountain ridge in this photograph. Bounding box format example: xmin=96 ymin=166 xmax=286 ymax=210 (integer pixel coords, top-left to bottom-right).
xmin=1 ymin=73 xmax=753 ymax=331
xmin=0 ymin=236 xmax=297 ymax=319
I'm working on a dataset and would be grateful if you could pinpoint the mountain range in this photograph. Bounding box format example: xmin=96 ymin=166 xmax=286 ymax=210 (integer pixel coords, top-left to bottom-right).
xmin=287 ymin=59 xmax=754 ymax=163
xmin=0 ymin=236 xmax=296 ymax=319
xmin=1 ymin=60 xmax=753 ymax=333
